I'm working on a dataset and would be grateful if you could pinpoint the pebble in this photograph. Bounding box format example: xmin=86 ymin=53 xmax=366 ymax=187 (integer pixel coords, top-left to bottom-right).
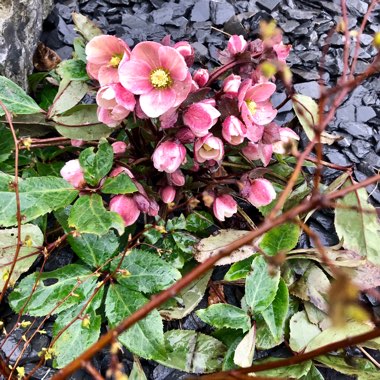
xmin=191 ymin=0 xmax=210 ymax=22
xmin=356 ymin=106 xmax=377 ymax=123
xmin=341 ymin=122 xmax=373 ymax=140
xmin=294 ymin=81 xmax=321 ymax=99
xmin=210 ymin=0 xmax=235 ymax=25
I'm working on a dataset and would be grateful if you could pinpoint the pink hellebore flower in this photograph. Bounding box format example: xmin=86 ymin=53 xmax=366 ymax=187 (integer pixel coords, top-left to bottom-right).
xmin=213 ymin=194 xmax=238 ymax=221
xmin=242 ymin=142 xmax=273 ymax=167
xmin=183 ymin=102 xmax=221 ymax=137
xmin=109 ymin=195 xmax=140 ymax=227
xmin=194 ymin=133 xmax=224 ymax=164
xmin=227 ymin=35 xmax=248 ymax=56
xmin=111 ymin=141 xmax=127 ymax=155
xmin=86 ymin=35 xmax=131 ymax=85
xmin=168 ymin=169 xmax=185 ymax=186
xmin=60 ymin=159 xmax=85 ymax=189
xmin=160 ymin=186 xmax=176 ymax=204
xmin=193 ymin=68 xmax=209 ymax=87
xmin=272 ymin=127 xmax=300 ymax=154
xmin=119 ymin=41 xmax=192 ymax=118
xmin=242 ymin=178 xmax=276 ymax=208
xmin=223 ymin=74 xmax=241 ymax=96
xmin=152 ymin=140 xmax=187 ymax=173
xmin=222 ymin=116 xmax=246 ymax=145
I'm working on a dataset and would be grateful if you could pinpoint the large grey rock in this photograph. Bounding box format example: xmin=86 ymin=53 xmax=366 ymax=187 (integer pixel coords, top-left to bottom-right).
xmin=0 ymin=0 xmax=53 ymax=89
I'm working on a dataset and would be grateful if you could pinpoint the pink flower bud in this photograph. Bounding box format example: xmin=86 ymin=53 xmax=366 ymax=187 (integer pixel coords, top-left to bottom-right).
xmin=193 ymin=68 xmax=209 ymax=87
xmin=71 ymin=139 xmax=84 ymax=147
xmin=183 ymin=102 xmax=221 ymax=137
xmin=241 ymin=178 xmax=276 ymax=208
xmin=227 ymin=35 xmax=248 ymax=55
xmin=109 ymin=195 xmax=140 ymax=226
xmin=272 ymin=127 xmax=300 ymax=154
xmin=176 ymin=127 xmax=196 ymax=143
xmin=194 ymin=133 xmax=224 ymax=163
xmin=160 ymin=186 xmax=176 ymax=204
xmin=152 ymin=140 xmax=187 ymax=173
xmin=111 ymin=141 xmax=127 ymax=155
xmin=223 ymin=74 xmax=241 ymax=96
xmin=174 ymin=41 xmax=194 ymax=66
xmin=242 ymin=142 xmax=273 ymax=167
xmin=222 ymin=116 xmax=246 ymax=146
xmin=168 ymin=169 xmax=185 ymax=186
xmin=60 ymin=159 xmax=85 ymax=189
xmin=213 ymin=194 xmax=238 ymax=221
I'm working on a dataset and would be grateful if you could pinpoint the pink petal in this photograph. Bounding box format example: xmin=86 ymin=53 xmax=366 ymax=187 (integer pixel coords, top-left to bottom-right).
xmin=130 ymin=41 xmax=160 ymax=69
xmin=139 ymin=88 xmax=176 ymax=118
xmin=118 ymin=59 xmax=153 ymax=95
xmin=251 ymin=102 xmax=277 ymax=125
xmin=172 ymin=72 xmax=192 ymax=107
xmin=86 ymin=62 xmax=102 ymax=80
xmin=158 ymin=45 xmax=188 ymax=81
xmin=259 ymin=143 xmax=273 ymax=167
xmin=98 ymin=66 xmax=120 ymax=86
xmin=247 ymin=179 xmax=276 ymax=207
xmin=114 ymin=84 xmax=136 ymax=111
xmin=245 ymin=83 xmax=276 ymax=103
xmin=245 ymin=124 xmax=264 ymax=143
xmin=238 ymin=79 xmax=252 ymax=109
xmin=109 ymin=195 xmax=140 ymax=227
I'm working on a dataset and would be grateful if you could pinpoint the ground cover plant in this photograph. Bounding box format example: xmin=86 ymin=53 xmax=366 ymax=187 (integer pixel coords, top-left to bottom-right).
xmin=0 ymin=1 xmax=380 ymax=379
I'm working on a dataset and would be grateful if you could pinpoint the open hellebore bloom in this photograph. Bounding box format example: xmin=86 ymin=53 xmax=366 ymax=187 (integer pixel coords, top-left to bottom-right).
xmin=160 ymin=186 xmax=176 ymax=204
xmin=183 ymin=102 xmax=221 ymax=137
xmin=119 ymin=41 xmax=192 ymax=118
xmin=222 ymin=116 xmax=246 ymax=145
xmin=242 ymin=178 xmax=276 ymax=208
xmin=194 ymin=133 xmax=224 ymax=164
xmin=109 ymin=195 xmax=140 ymax=226
xmin=213 ymin=194 xmax=238 ymax=221
xmin=272 ymin=127 xmax=300 ymax=154
xmin=152 ymin=140 xmax=187 ymax=173
xmin=60 ymin=159 xmax=85 ymax=189
xmin=193 ymin=68 xmax=209 ymax=87
xmin=86 ymin=35 xmax=131 ymax=85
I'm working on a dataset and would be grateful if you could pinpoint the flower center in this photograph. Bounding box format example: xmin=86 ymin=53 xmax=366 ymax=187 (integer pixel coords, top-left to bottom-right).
xmin=246 ymin=100 xmax=257 ymax=115
xmin=109 ymin=54 xmax=123 ymax=68
xmin=203 ymin=144 xmax=213 ymax=152
xmin=150 ymin=68 xmax=172 ymax=89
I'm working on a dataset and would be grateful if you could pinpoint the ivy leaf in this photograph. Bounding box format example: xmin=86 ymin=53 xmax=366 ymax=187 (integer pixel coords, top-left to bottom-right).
xmin=101 ymin=173 xmax=138 ymax=194
xmin=335 ymin=182 xmax=380 ymax=265
xmin=52 ymin=287 xmax=104 ymax=368
xmin=224 ymin=256 xmax=255 ymax=281
xmin=0 ymin=76 xmax=43 ymax=116
xmin=289 ymin=310 xmax=321 ymax=353
xmin=0 ymin=175 xmax=78 ymax=227
xmin=259 ymin=223 xmax=300 ymax=256
xmin=260 ymin=278 xmax=289 ymax=341
xmin=105 ymin=284 xmax=166 ymax=360
xmin=53 ymin=105 xmax=113 ymax=140
xmin=68 ymin=194 xmax=125 ymax=236
xmin=9 ymin=264 xmax=97 ymax=316
xmin=186 ymin=211 xmax=214 ymax=233
xmin=156 ymin=330 xmax=226 ymax=373
xmin=111 ymin=249 xmax=182 ymax=294
xmin=233 ymin=325 xmax=256 ymax=368
xmin=256 ymin=360 xmax=312 ymax=379
xmin=79 ymin=141 xmax=114 ymax=186
xmin=196 ymin=304 xmax=251 ymax=332
xmin=245 ymin=256 xmax=280 ymax=314
xmin=160 ymin=270 xmax=212 ymax=320
xmin=0 ymin=125 xmax=13 ymax=163
xmin=0 ymin=224 xmax=44 ymax=289
xmin=56 ymin=59 xmax=89 ymax=81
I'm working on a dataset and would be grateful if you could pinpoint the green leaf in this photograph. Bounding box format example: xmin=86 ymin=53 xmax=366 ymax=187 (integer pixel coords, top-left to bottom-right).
xmin=261 ymin=278 xmax=289 ymax=341
xmin=0 ymin=175 xmax=78 ymax=227
xmin=79 ymin=141 xmax=114 ymax=186
xmin=160 ymin=269 xmax=212 ymax=320
xmin=56 ymin=59 xmax=89 ymax=81
xmin=245 ymin=256 xmax=280 ymax=314
xmin=72 ymin=12 xmax=103 ymax=41
xmin=300 ymin=364 xmax=324 ymax=380
xmin=129 ymin=358 xmax=147 ymax=380
xmin=196 ymin=304 xmax=250 ymax=332
xmin=166 ymin=214 xmax=186 ymax=231
xmin=36 ymin=161 xmax=65 ymax=177
xmin=156 ymin=330 xmax=226 ymax=373
xmin=111 ymin=249 xmax=181 ymax=294
xmin=0 ymin=76 xmax=43 ymax=116
xmin=3 ymin=113 xmax=55 ymax=138
xmin=68 ymin=194 xmax=125 ymax=236
xmin=186 ymin=211 xmax=214 ymax=233
xmin=105 ymin=284 xmax=166 ymax=360
xmin=289 ymin=310 xmax=321 ymax=353
xmin=9 ymin=264 xmax=97 ymax=316
xmin=101 ymin=173 xmax=138 ymax=194
xmin=0 ymin=124 xmax=13 ymax=163
xmin=259 ymin=223 xmax=300 ymax=256
xmin=52 ymin=287 xmax=104 ymax=368
xmin=256 ymin=360 xmax=312 ymax=379
xmin=53 ymin=105 xmax=113 ymax=140
xmin=224 ymin=256 xmax=255 ymax=281
xmin=0 ymin=224 xmax=44 ymax=289
xmin=335 ymin=181 xmax=380 ymax=265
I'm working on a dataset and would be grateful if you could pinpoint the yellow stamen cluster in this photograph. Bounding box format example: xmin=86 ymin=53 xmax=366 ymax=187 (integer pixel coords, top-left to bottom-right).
xmin=109 ymin=54 xmax=123 ymax=68
xmin=150 ymin=68 xmax=172 ymax=89
xmin=202 ymin=143 xmax=213 ymax=152
xmin=246 ymin=100 xmax=257 ymax=115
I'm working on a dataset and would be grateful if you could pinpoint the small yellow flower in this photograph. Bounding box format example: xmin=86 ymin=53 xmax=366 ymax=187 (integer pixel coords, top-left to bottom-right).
xmin=20 ymin=321 xmax=31 ymax=328
xmin=373 ymin=32 xmax=380 ymax=49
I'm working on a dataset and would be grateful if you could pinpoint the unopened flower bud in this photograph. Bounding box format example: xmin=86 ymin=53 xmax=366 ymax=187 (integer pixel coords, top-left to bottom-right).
xmin=227 ymin=35 xmax=248 ymax=55
xmin=152 ymin=140 xmax=187 ymax=173
xmin=183 ymin=102 xmax=220 ymax=137
xmin=109 ymin=195 xmax=140 ymax=226
xmin=193 ymin=68 xmax=209 ymax=87
xmin=160 ymin=186 xmax=176 ymax=204
xmin=213 ymin=194 xmax=238 ymax=221
xmin=174 ymin=41 xmax=194 ymax=66
xmin=60 ymin=159 xmax=85 ymax=189
xmin=111 ymin=141 xmax=127 ymax=155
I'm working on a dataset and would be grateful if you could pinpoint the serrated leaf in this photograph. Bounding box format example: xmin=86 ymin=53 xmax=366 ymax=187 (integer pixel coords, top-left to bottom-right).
xmin=72 ymin=13 xmax=103 ymax=41
xmin=160 ymin=270 xmax=212 ymax=320
xmin=0 ymin=174 xmax=78 ymax=227
xmin=224 ymin=256 xmax=255 ymax=281
xmin=156 ymin=330 xmax=226 ymax=373
xmin=233 ymin=325 xmax=255 ymax=368
xmin=335 ymin=182 xmax=380 ymax=265
xmin=0 ymin=124 xmax=13 ymax=163
xmin=0 ymin=76 xmax=43 ymax=116
xmin=53 ymin=105 xmax=113 ymax=140
xmin=101 ymin=173 xmax=138 ymax=194
xmin=68 ymin=194 xmax=125 ymax=236
xmin=79 ymin=141 xmax=114 ymax=186
xmin=259 ymin=222 xmax=300 ymax=256
xmin=112 ymin=249 xmax=181 ymax=294
xmin=105 ymin=284 xmax=166 ymax=360
xmin=0 ymin=224 xmax=44 ymax=289
xmin=195 ymin=229 xmax=256 ymax=265
xmin=196 ymin=304 xmax=250 ymax=332
xmin=186 ymin=211 xmax=214 ymax=233
xmin=254 ymin=360 xmax=312 ymax=379
xmin=289 ymin=310 xmax=321 ymax=352
xmin=56 ymin=59 xmax=89 ymax=81
xmin=9 ymin=264 xmax=96 ymax=316
xmin=245 ymin=256 xmax=280 ymax=314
